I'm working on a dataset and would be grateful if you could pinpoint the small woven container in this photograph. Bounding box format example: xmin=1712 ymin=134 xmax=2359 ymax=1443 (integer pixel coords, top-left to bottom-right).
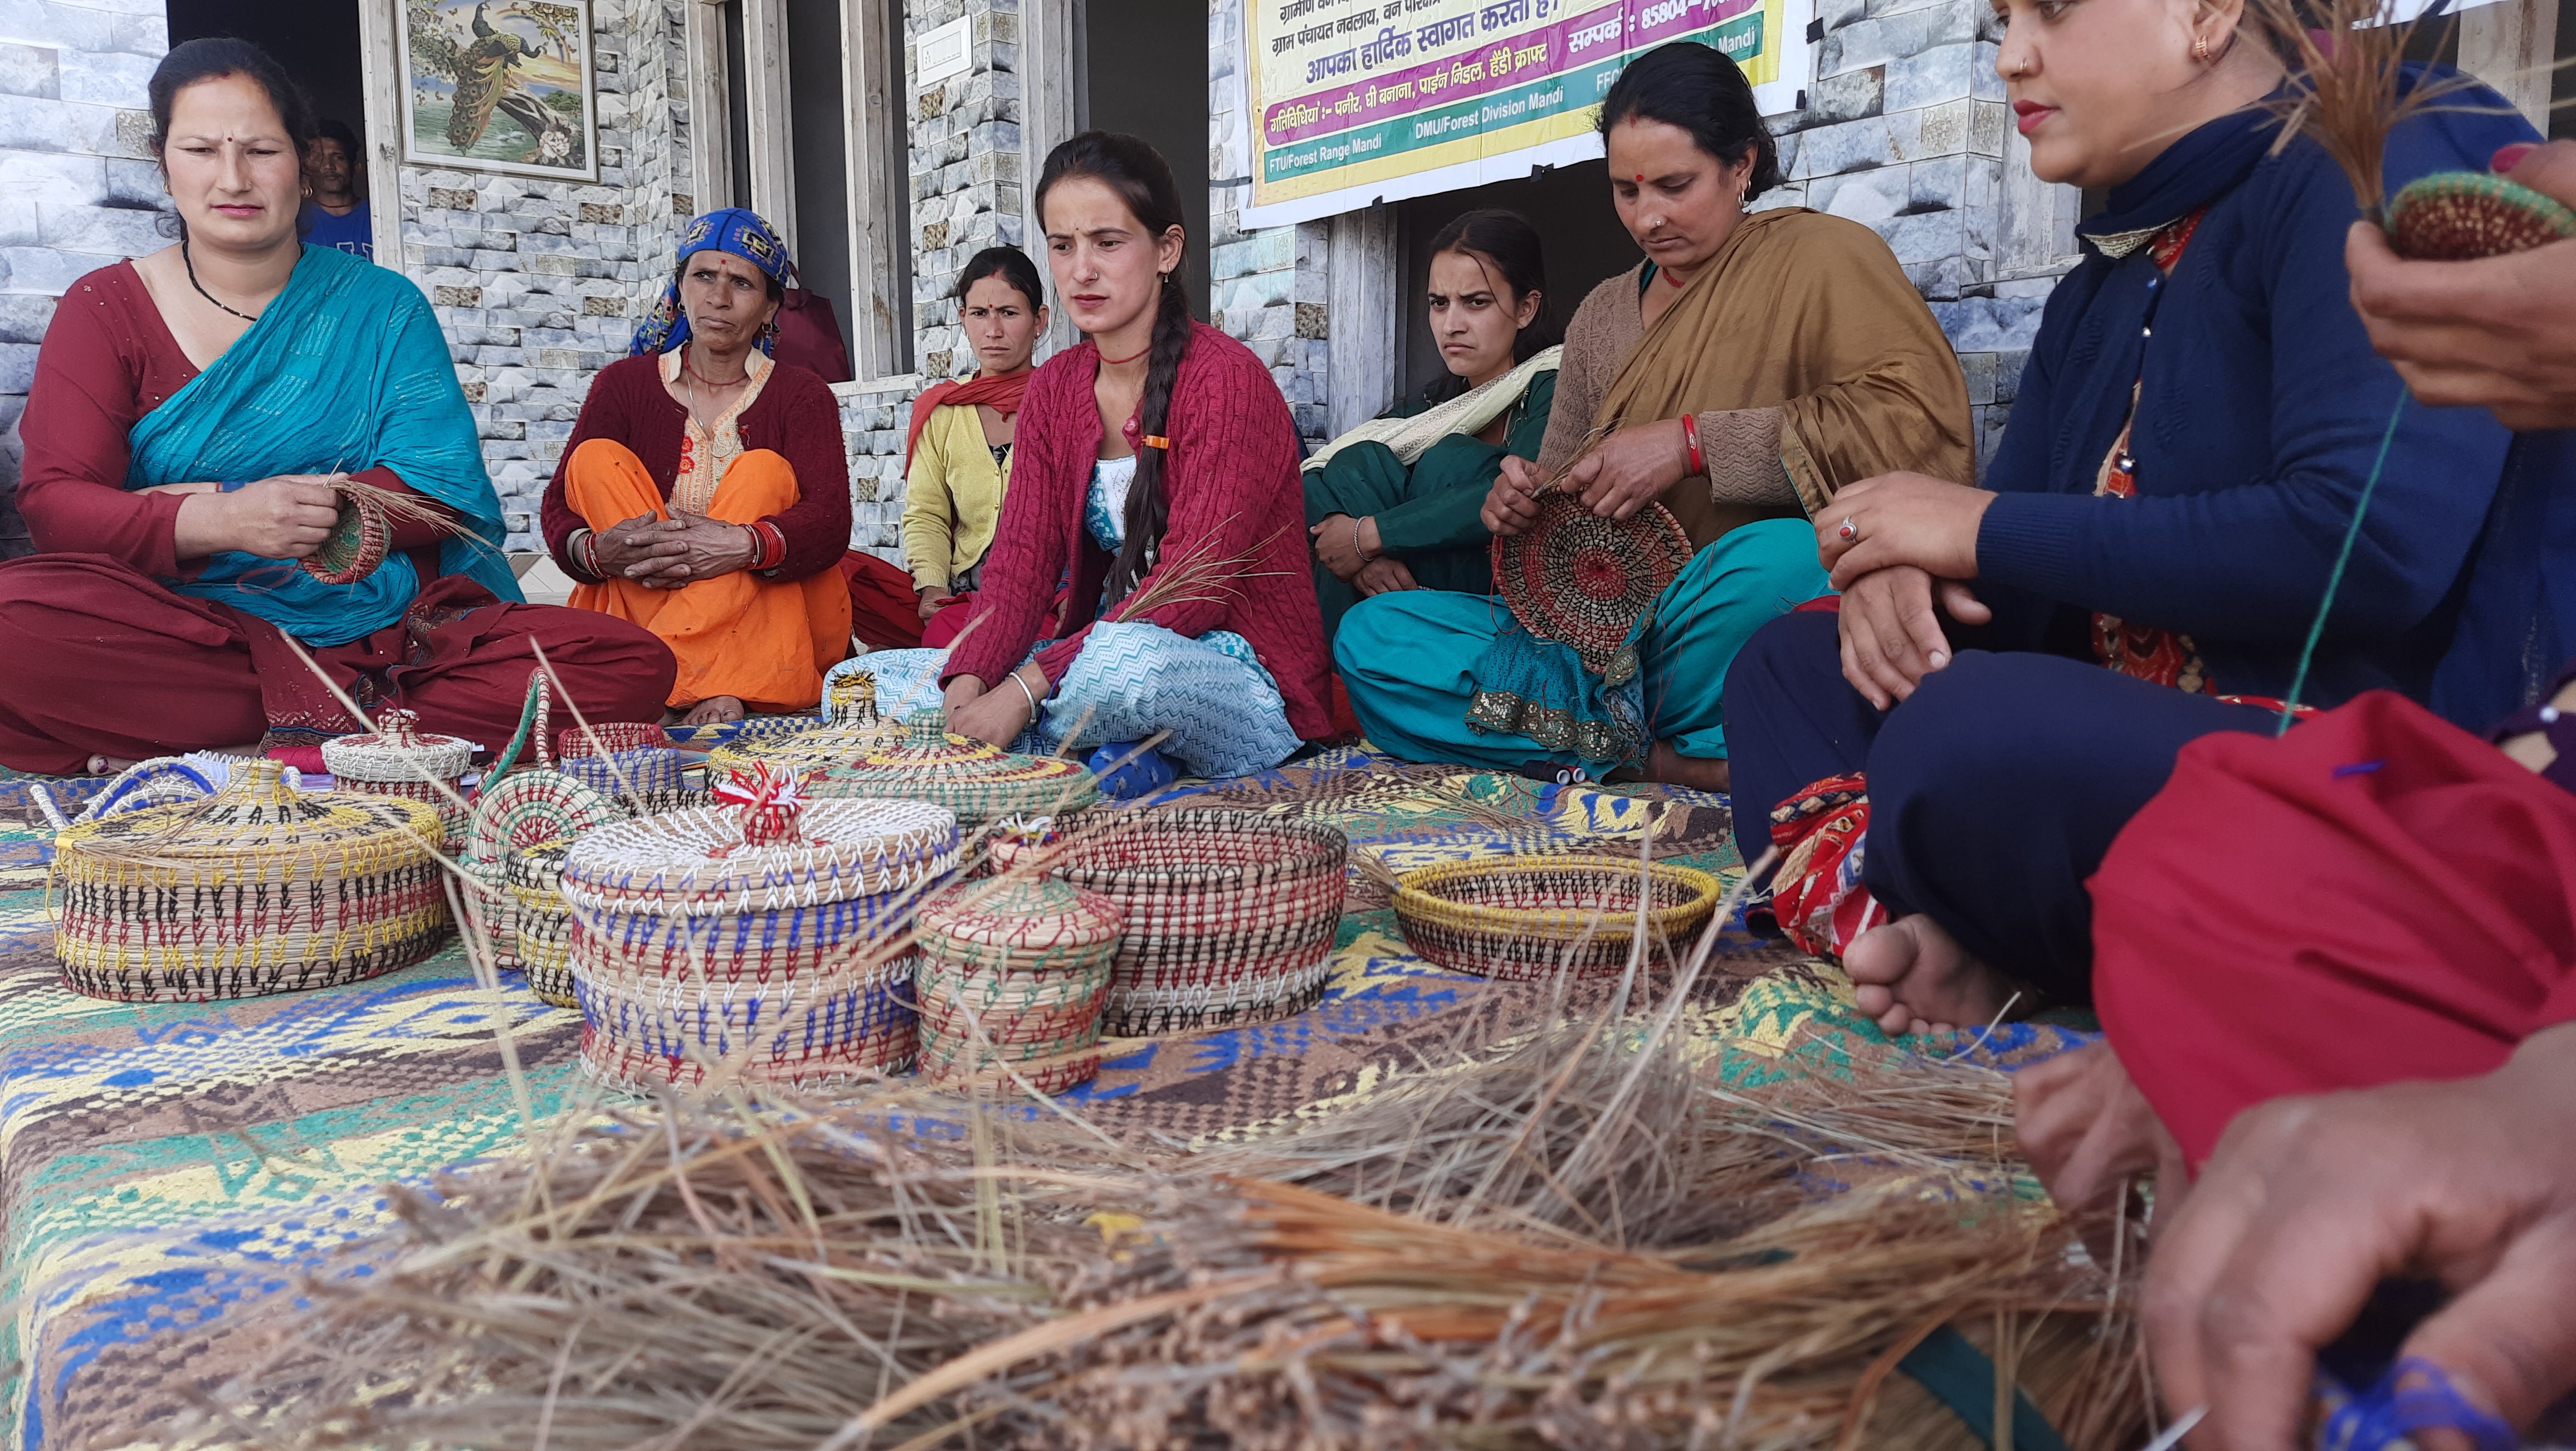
xmin=301 ymin=489 xmax=389 ymax=585
xmin=809 ymin=718 xmax=1102 ymax=832
xmin=1391 ymin=855 xmax=1723 ymax=981
xmin=455 ymin=854 xmax=523 ymax=970
xmin=323 ymin=710 xmax=475 ymax=842
xmin=560 ymin=781 xmax=957 ymax=1092
xmin=51 ymin=758 xmax=448 ymax=1001
xmin=76 ymin=756 xmax=226 ymax=823
xmin=914 ymin=874 xmax=1124 ymax=1095
xmin=556 ymin=722 xmax=691 ymax=800
xmin=2388 ymin=171 xmax=2576 ymax=261
xmin=1052 ymin=808 xmax=1348 ymax=1035
xmin=505 ymin=840 xmax=578 ymax=1007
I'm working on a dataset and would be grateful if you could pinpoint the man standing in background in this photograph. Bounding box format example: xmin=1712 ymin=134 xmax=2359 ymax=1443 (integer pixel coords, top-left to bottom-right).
xmin=300 ymin=119 xmax=372 ymax=261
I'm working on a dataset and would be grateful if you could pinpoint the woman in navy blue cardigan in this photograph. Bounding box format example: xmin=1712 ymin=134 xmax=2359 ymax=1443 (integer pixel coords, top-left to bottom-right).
xmin=1719 ymin=0 xmax=2543 ymax=1035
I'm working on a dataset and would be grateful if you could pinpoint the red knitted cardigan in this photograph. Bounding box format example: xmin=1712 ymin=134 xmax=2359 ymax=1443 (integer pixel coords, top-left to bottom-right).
xmin=942 ymin=320 xmax=1331 ymax=742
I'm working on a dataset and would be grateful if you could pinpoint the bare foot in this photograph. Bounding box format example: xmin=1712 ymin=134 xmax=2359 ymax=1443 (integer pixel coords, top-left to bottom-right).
xmin=1644 ymin=739 xmax=1729 ymax=793
xmin=1841 ymin=913 xmax=2017 ymax=1036
xmin=672 ymin=695 xmax=747 ymax=728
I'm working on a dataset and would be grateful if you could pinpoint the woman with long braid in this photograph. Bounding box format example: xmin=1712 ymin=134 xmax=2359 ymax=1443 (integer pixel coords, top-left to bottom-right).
xmin=842 ymin=132 xmax=1328 ymax=781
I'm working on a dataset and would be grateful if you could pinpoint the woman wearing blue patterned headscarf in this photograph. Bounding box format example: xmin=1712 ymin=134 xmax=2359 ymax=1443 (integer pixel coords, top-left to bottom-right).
xmin=539 ymin=207 xmax=854 ymax=727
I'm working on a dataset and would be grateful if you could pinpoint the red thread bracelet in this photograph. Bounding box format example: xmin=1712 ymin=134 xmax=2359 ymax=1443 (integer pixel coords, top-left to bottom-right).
xmin=1681 ymin=413 xmax=1704 ymax=475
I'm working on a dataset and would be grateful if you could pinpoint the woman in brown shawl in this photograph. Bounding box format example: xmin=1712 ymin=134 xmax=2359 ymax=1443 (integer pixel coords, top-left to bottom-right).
xmin=1334 ymin=41 xmax=1972 ymax=788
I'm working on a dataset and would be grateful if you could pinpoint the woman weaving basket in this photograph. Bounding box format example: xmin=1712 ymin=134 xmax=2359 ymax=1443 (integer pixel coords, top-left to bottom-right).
xmin=1333 ymin=42 xmax=1973 ymax=791
xmin=0 ymin=40 xmax=674 ymax=776
xmin=541 ymin=208 xmax=854 ymax=726
xmin=1303 ymin=209 xmax=1559 ymax=644
xmin=1719 ymin=0 xmax=2536 ymax=1036
xmin=840 ymin=132 xmax=1329 ymax=784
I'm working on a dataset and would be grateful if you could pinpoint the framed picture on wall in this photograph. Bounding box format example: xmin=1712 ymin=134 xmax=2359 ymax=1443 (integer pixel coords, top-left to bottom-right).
xmin=397 ymin=0 xmax=599 ymax=181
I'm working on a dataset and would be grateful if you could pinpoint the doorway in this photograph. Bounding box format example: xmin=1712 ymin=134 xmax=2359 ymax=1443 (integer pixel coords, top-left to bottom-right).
xmin=1083 ymin=0 xmax=1212 ymax=318
xmin=168 ymin=0 xmax=370 ymax=248
xmin=1393 ymin=159 xmax=1637 ymax=402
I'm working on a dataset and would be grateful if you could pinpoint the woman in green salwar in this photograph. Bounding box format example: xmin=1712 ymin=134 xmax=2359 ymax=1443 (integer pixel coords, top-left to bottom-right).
xmin=1304 ymin=210 xmax=1559 ymax=642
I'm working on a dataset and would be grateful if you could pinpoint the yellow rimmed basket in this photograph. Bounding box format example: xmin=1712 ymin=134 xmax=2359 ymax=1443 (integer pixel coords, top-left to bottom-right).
xmin=1391 ymin=854 xmax=1724 ymax=981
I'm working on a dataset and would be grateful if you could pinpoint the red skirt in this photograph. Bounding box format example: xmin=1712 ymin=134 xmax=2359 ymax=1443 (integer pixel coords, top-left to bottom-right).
xmin=0 ymin=553 xmax=676 ymax=773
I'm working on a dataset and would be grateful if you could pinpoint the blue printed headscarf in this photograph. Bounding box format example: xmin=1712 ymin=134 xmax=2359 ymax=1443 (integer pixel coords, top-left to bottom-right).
xmin=631 ymin=207 xmax=794 ymax=357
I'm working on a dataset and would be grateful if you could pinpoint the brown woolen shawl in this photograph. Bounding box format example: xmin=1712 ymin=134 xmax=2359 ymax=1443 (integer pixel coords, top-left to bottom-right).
xmin=1588 ymin=207 xmax=1975 ymax=548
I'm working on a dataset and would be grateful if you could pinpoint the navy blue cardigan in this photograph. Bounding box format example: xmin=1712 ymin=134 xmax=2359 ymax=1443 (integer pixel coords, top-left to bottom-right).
xmin=1970 ymin=78 xmax=2536 ymax=719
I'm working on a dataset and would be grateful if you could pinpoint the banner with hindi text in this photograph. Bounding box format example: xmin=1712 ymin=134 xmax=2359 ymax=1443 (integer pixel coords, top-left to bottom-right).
xmin=1240 ymin=0 xmax=1809 ymax=227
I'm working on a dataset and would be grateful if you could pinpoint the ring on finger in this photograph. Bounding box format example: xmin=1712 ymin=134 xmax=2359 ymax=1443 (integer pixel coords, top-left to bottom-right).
xmin=1837 ymin=515 xmax=1859 ymax=542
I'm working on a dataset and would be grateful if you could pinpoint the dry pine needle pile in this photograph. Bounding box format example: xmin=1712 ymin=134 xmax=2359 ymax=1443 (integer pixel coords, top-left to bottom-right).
xmin=160 ymin=970 xmax=2153 ymax=1451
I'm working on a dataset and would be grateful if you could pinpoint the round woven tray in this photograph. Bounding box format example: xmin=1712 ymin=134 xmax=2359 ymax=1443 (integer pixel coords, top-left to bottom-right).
xmin=1052 ymin=808 xmax=1347 ymax=1035
xmin=77 ymin=756 xmax=226 ymax=823
xmin=466 ymin=769 xmax=619 ymax=862
xmin=808 ymin=718 xmax=1101 ymax=831
xmin=1391 ymin=855 xmax=1723 ymax=981
xmin=2388 ymin=171 xmax=2576 ymax=261
xmin=1492 ymin=491 xmax=1695 ymax=671
xmin=709 ymin=716 xmax=909 ymax=781
xmin=51 ymin=758 xmax=448 ymax=1001
xmin=914 ymin=874 xmax=1124 ymax=1095
xmin=301 ymin=489 xmax=389 ymax=585
xmin=558 ymin=798 xmax=958 ymax=917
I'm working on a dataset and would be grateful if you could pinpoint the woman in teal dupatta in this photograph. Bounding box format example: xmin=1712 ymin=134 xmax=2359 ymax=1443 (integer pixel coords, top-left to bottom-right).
xmin=1304 ymin=209 xmax=1559 ymax=644
xmin=0 ymin=40 xmax=673 ymax=775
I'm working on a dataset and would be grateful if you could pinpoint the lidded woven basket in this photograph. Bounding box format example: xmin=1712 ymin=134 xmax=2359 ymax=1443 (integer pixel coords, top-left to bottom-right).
xmin=555 ymin=722 xmax=692 ymax=799
xmin=561 ymin=766 xmax=958 ymax=1092
xmin=2387 ymin=171 xmax=2576 ymax=261
xmin=808 ymin=717 xmax=1101 ymax=831
xmin=1052 ymin=807 xmax=1348 ymax=1035
xmin=708 ymin=713 xmax=908 ymax=781
xmin=51 ymin=758 xmax=449 ymax=1002
xmin=1391 ymin=855 xmax=1722 ymax=981
xmin=322 ymin=709 xmax=475 ymax=841
xmin=915 ymin=873 xmax=1124 ymax=1095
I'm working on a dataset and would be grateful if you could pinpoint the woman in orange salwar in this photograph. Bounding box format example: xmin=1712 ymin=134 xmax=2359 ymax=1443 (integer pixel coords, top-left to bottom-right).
xmin=540 ymin=208 xmax=852 ymax=724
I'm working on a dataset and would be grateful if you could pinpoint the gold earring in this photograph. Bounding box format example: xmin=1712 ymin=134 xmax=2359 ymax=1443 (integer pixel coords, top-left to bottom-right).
xmin=2194 ymin=33 xmax=2211 ymax=61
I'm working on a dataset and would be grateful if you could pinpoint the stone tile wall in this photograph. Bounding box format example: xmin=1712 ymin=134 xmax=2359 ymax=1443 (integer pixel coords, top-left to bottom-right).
xmin=401 ymin=0 xmax=687 ymax=550
xmin=0 ymin=0 xmax=168 ymax=553
xmin=906 ymin=0 xmax=1022 ymax=381
xmin=841 ymin=378 xmax=911 ymax=557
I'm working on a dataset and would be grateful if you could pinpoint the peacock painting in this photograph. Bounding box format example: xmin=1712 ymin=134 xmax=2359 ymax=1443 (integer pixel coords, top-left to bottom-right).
xmin=400 ymin=0 xmax=596 ymax=179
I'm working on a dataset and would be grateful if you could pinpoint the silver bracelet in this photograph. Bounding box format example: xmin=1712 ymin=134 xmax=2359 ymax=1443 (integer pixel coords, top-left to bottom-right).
xmin=1353 ymin=515 xmax=1368 ymax=562
xmin=1008 ymin=670 xmax=1042 ymax=717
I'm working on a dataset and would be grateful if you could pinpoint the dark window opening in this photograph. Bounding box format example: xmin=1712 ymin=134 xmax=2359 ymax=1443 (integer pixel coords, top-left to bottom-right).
xmin=1392 ymin=160 xmax=1637 ymax=404
xmin=784 ymin=0 xmax=856 ymax=368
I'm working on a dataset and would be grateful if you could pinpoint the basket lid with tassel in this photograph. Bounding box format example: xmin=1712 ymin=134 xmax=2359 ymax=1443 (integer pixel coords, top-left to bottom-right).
xmin=560 ymin=759 xmax=958 ymax=917
xmin=320 ymin=709 xmax=476 ymax=784
xmin=51 ymin=757 xmax=450 ymax=1000
xmin=807 ymin=716 xmax=1101 ymax=827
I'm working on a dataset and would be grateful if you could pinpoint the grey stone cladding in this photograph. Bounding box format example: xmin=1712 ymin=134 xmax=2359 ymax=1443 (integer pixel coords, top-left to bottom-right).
xmin=0 ymin=0 xmax=168 ymax=552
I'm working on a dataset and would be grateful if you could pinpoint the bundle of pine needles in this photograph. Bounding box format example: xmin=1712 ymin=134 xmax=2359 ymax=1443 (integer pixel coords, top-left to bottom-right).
xmin=2245 ymin=0 xmax=2492 ymax=218
xmin=159 ymin=971 xmax=2148 ymax=1451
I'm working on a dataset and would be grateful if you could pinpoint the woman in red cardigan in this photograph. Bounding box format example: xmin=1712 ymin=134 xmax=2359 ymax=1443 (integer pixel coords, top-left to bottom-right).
xmin=540 ymin=208 xmax=852 ymax=725
xmin=839 ymin=133 xmax=1327 ymax=780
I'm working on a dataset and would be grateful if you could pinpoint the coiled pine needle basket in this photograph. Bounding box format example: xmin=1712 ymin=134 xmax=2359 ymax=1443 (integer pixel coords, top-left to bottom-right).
xmin=1053 ymin=808 xmax=1347 ymax=1035
xmin=914 ymin=874 xmax=1124 ymax=1095
xmin=51 ymin=758 xmax=449 ymax=1001
xmin=1391 ymin=855 xmax=1723 ymax=981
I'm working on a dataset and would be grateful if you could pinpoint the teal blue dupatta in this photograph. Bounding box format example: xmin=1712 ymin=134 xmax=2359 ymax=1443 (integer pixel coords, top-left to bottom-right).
xmin=124 ymin=245 xmax=520 ymax=645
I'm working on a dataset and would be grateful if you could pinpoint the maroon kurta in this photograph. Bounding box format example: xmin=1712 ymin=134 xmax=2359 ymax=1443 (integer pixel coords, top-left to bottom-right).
xmin=0 ymin=263 xmax=674 ymax=774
